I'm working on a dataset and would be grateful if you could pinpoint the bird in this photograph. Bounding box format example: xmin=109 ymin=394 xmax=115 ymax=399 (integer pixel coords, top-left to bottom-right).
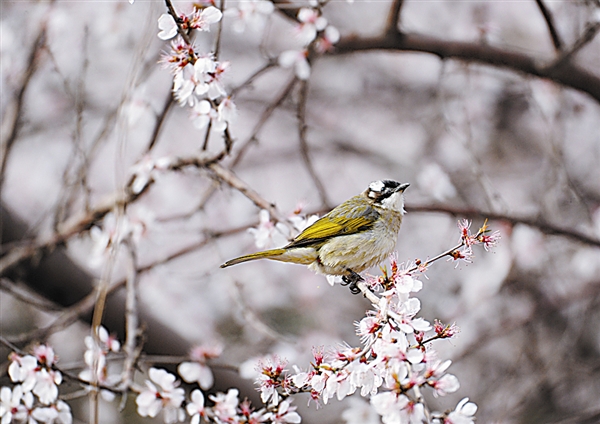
xmin=220 ymin=180 xmax=409 ymax=293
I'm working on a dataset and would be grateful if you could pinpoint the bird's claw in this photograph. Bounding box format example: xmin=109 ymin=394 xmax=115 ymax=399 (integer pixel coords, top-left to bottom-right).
xmin=342 ymin=270 xmax=363 ymax=295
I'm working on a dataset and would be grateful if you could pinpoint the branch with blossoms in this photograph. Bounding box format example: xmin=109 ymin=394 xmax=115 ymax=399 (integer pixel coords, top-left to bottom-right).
xmin=0 ymin=219 xmax=495 ymax=424
xmin=234 ymin=219 xmax=496 ymax=424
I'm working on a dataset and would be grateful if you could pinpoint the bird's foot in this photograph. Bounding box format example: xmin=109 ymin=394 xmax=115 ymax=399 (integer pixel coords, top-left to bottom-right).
xmin=341 ymin=270 xmax=363 ymax=295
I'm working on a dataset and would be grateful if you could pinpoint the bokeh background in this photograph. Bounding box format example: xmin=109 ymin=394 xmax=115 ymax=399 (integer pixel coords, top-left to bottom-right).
xmin=2 ymin=0 xmax=600 ymax=422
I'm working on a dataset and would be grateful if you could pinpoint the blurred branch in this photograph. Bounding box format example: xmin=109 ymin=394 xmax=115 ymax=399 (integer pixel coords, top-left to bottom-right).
xmin=146 ymin=95 xmax=174 ymax=152
xmin=407 ymin=204 xmax=600 ymax=248
xmin=297 ymin=80 xmax=331 ymax=208
xmin=120 ymin=239 xmax=142 ymax=395
xmin=230 ymin=59 xmax=278 ymax=97
xmin=0 ymin=151 xmax=225 ymax=276
xmin=547 ymin=20 xmax=600 ymax=71
xmin=207 ymin=162 xmax=285 ymax=222
xmin=534 ymin=0 xmax=564 ymax=52
xmin=3 ymin=222 xmax=247 ymax=345
xmin=196 ymin=75 xmax=298 ymax=211
xmin=385 ymin=0 xmax=405 ymax=34
xmin=0 ymin=25 xmax=46 ymax=189
xmin=333 ymin=32 xmax=600 ymax=104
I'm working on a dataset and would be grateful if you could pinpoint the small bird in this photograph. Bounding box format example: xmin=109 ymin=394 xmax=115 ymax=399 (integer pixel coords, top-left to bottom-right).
xmin=221 ymin=180 xmax=409 ymax=292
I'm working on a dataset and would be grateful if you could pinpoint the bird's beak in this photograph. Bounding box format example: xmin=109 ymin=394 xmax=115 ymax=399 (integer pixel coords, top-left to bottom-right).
xmin=397 ymin=183 xmax=410 ymax=192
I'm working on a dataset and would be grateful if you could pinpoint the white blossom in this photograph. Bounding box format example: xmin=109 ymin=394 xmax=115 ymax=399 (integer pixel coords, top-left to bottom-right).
xmin=136 ymin=368 xmax=185 ymax=423
xmin=278 ymin=50 xmax=311 ymax=80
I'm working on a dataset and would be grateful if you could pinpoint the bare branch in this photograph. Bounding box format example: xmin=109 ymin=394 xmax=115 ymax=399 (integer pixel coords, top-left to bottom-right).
xmin=535 ymin=0 xmax=564 ymax=52
xmin=333 ymin=32 xmax=600 ymax=104
xmin=297 ymin=80 xmax=331 ymax=207
xmin=548 ymin=21 xmax=600 ymax=71
xmin=207 ymin=162 xmax=285 ymax=222
xmin=146 ymin=95 xmax=174 ymax=152
xmin=0 ymin=25 xmax=47 ymax=189
xmin=406 ymin=204 xmax=600 ymax=248
xmin=164 ymin=0 xmax=193 ymax=45
xmin=385 ymin=0 xmax=405 ymax=35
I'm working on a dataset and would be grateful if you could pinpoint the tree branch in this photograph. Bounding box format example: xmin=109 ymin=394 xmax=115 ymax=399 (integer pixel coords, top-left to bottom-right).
xmin=333 ymin=32 xmax=600 ymax=104
xmin=406 ymin=204 xmax=600 ymax=248
xmin=385 ymin=0 xmax=405 ymax=35
xmin=535 ymin=0 xmax=564 ymax=52
xmin=297 ymin=80 xmax=331 ymax=208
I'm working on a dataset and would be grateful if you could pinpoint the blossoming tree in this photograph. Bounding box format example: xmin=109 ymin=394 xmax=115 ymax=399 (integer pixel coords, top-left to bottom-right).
xmin=1 ymin=0 xmax=600 ymax=423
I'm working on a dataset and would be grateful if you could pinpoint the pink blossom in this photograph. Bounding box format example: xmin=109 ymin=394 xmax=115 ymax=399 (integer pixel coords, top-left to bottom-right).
xmin=33 ymin=368 xmax=61 ymax=405
xmin=178 ymin=362 xmax=213 ymax=390
xmin=191 ymin=99 xmax=214 ymax=129
xmin=248 ymin=210 xmax=287 ymax=249
xmin=159 ymin=37 xmax=195 ymax=74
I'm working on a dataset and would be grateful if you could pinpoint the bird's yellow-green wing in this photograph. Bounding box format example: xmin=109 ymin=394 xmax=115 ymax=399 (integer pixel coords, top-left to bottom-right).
xmin=287 ymin=200 xmax=379 ymax=248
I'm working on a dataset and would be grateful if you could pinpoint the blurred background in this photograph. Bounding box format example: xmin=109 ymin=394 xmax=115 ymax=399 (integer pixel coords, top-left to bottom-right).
xmin=2 ymin=0 xmax=600 ymax=422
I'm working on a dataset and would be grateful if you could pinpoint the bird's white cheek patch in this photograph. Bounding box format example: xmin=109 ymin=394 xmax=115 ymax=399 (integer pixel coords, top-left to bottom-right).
xmin=369 ymin=180 xmax=385 ymax=192
xmin=381 ymin=192 xmax=405 ymax=213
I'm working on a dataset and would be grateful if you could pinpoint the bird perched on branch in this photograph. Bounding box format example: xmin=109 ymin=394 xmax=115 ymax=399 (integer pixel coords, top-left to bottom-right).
xmin=221 ymin=180 xmax=409 ymax=293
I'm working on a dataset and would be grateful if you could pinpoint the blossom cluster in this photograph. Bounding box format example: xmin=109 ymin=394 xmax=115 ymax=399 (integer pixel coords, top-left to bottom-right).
xmin=248 ymin=253 xmax=476 ymax=423
xmin=132 ymin=341 xmax=301 ymax=423
xmin=450 ymin=219 xmax=501 ymax=266
xmin=243 ymin=219 xmax=498 ymax=423
xmin=88 ymin=208 xmax=155 ymax=267
xmin=78 ymin=326 xmax=122 ymax=401
xmin=1 ymin=345 xmax=72 ymax=424
xmin=278 ymin=7 xmax=340 ymax=80
xmin=136 ymin=363 xmax=301 ymax=424
xmin=157 ymin=5 xmax=236 ymax=134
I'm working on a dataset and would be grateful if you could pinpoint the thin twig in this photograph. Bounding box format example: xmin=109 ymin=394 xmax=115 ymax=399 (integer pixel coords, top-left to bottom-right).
xmin=120 ymin=238 xmax=140 ymax=395
xmin=297 ymin=80 xmax=331 ymax=207
xmin=0 ymin=277 xmax=64 ymax=312
xmin=333 ymin=31 xmax=600 ymax=104
xmin=207 ymin=162 xmax=285 ymax=222
xmin=146 ymin=95 xmax=174 ymax=152
xmin=0 ymin=25 xmax=47 ymax=189
xmin=406 ymin=204 xmax=600 ymax=248
xmin=535 ymin=0 xmax=564 ymax=52
xmin=232 ymin=281 xmax=295 ymax=343
xmin=164 ymin=0 xmax=192 ymax=45
xmin=196 ymin=76 xmax=298 ymax=210
xmin=229 ymin=59 xmax=278 ymax=97
xmin=547 ymin=21 xmax=600 ymax=71
xmin=385 ymin=0 xmax=405 ymax=35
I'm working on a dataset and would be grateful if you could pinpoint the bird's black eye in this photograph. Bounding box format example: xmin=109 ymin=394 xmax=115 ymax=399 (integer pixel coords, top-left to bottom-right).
xmin=367 ymin=180 xmax=400 ymax=202
xmin=381 ymin=180 xmax=400 ymax=192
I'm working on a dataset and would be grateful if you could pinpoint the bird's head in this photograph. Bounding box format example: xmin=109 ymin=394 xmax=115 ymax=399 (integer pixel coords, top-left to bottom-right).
xmin=365 ymin=180 xmax=410 ymax=213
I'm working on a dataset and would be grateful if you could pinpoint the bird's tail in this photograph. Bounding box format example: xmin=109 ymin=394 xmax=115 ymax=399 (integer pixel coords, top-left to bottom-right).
xmin=220 ymin=248 xmax=287 ymax=268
